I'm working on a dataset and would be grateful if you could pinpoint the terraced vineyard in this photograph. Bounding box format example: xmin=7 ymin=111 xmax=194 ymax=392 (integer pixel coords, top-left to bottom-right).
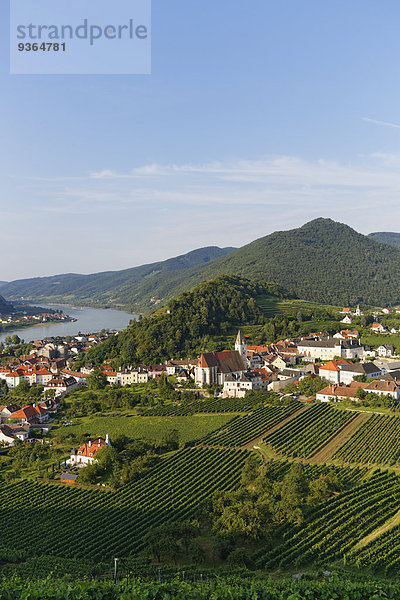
xmin=0 ymin=447 xmax=248 ymax=561
xmin=333 ymin=414 xmax=400 ymax=465
xmin=263 ymin=403 xmax=355 ymax=458
xmin=257 ymin=470 xmax=400 ymax=569
xmin=144 ymin=396 xmax=265 ymax=416
xmin=347 ymin=522 xmax=400 ymax=574
xmin=199 ymin=402 xmax=301 ymax=447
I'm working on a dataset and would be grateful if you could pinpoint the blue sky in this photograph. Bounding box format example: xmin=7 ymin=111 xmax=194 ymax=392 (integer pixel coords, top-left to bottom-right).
xmin=2 ymin=0 xmax=400 ymax=279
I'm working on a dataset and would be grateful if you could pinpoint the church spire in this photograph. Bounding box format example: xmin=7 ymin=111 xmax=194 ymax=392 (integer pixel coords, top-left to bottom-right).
xmin=235 ymin=330 xmax=247 ymax=368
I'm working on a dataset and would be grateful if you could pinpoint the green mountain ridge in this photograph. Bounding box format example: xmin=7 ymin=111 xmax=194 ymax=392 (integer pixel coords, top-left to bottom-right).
xmin=0 ymin=246 xmax=235 ymax=313
xmin=3 ymin=218 xmax=400 ymax=311
xmin=155 ymin=218 xmax=400 ymax=308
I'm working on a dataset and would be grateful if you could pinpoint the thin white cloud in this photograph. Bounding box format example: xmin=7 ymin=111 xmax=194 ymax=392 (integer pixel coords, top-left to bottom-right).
xmin=362 ymin=117 xmax=400 ymax=130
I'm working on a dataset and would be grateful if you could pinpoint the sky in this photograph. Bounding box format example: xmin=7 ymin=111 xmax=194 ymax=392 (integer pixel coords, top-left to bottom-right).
xmin=2 ymin=0 xmax=400 ymax=280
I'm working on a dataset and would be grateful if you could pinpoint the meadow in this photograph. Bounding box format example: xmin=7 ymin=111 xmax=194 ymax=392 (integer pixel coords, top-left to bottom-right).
xmin=52 ymin=413 xmax=235 ymax=443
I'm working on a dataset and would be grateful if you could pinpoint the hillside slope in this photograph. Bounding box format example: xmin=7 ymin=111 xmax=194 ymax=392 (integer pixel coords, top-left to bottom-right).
xmin=0 ymin=246 xmax=235 ymax=313
xmin=368 ymin=231 xmax=400 ymax=248
xmin=76 ymin=275 xmax=286 ymax=366
xmin=3 ymin=219 xmax=400 ymax=311
xmin=0 ymin=295 xmax=13 ymax=314
xmin=176 ymin=218 xmax=400 ymax=307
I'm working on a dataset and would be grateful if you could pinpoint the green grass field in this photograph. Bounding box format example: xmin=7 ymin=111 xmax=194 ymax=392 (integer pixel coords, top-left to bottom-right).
xmin=52 ymin=413 xmax=235 ymax=443
xmin=361 ymin=332 xmax=400 ymax=350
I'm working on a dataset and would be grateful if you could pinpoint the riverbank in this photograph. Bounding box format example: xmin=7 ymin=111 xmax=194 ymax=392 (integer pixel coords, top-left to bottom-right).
xmin=0 ymin=303 xmax=138 ymax=344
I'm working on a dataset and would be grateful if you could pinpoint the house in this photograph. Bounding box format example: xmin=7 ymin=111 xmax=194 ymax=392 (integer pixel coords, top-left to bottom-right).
xmin=333 ymin=330 xmax=359 ymax=340
xmin=0 ymin=404 xmax=21 ymax=423
xmin=222 ymin=372 xmax=263 ymax=398
xmin=382 ymin=308 xmax=392 ymax=314
xmin=60 ymin=473 xmax=78 ymax=484
xmin=0 ymin=425 xmax=17 ymax=446
xmin=372 ymin=323 xmax=386 ymax=333
xmin=341 ymin=308 xmax=351 ymax=314
xmin=297 ymin=338 xmax=364 ymax=361
xmin=364 ymin=380 xmax=400 ymax=400
xmin=377 ymin=345 xmax=395 ymax=358
xmin=0 ymin=424 xmax=30 ymax=445
xmin=341 ymin=315 xmax=353 ymax=325
xmin=44 ymin=376 xmax=79 ymax=397
xmin=8 ymin=404 xmax=49 ymax=424
xmin=338 ymin=361 xmax=382 ymax=384
xmin=61 ymin=369 xmax=89 ymax=385
xmin=316 ymin=382 xmax=367 ymax=402
xmin=67 ymin=434 xmax=111 ymax=466
xmin=318 ymin=360 xmax=351 ymax=384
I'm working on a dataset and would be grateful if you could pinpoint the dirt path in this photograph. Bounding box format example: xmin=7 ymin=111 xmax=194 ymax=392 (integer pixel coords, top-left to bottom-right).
xmin=306 ymin=412 xmax=371 ymax=462
xmin=352 ymin=508 xmax=400 ymax=551
xmin=243 ymin=405 xmax=310 ymax=449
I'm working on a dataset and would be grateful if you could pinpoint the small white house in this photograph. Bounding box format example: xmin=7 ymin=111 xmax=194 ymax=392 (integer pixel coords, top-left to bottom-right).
xmin=67 ymin=435 xmax=111 ymax=466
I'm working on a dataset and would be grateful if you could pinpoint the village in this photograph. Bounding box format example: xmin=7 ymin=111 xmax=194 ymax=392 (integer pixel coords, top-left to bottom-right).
xmin=0 ymin=304 xmax=73 ymax=331
xmin=0 ymin=304 xmax=400 ymax=455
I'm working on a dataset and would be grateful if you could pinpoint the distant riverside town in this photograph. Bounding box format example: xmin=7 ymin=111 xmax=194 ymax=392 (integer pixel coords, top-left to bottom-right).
xmin=1 ymin=304 xmax=400 ymax=447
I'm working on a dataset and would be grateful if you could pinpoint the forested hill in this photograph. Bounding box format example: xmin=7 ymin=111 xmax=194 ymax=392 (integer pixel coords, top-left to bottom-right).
xmin=4 ymin=219 xmax=400 ymax=312
xmin=0 ymin=246 xmax=235 ymax=313
xmin=175 ymin=218 xmax=400 ymax=307
xmin=75 ymin=276 xmax=286 ymax=367
xmin=0 ymin=295 xmax=12 ymax=313
xmin=368 ymin=231 xmax=400 ymax=248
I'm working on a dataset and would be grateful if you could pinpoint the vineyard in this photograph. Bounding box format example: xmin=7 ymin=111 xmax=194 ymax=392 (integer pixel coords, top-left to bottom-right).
xmin=144 ymin=396 xmax=266 ymax=416
xmin=346 ymin=521 xmax=400 ymax=574
xmin=263 ymin=403 xmax=355 ymax=458
xmin=1 ymin=576 xmax=400 ymax=600
xmin=0 ymin=447 xmax=248 ymax=562
xmin=333 ymin=414 xmax=400 ymax=465
xmin=257 ymin=470 xmax=400 ymax=569
xmin=199 ymin=402 xmax=301 ymax=447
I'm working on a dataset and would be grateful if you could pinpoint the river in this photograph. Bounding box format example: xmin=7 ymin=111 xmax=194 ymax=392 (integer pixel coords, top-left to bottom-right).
xmin=0 ymin=303 xmax=138 ymax=344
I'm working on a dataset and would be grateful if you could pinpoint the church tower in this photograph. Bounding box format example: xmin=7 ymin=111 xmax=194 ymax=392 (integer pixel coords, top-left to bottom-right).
xmin=235 ymin=330 xmax=247 ymax=368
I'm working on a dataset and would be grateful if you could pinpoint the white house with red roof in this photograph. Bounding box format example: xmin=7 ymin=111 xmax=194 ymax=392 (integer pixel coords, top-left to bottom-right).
xmin=67 ymin=435 xmax=111 ymax=466
xmin=8 ymin=403 xmax=50 ymax=424
xmin=371 ymin=322 xmax=386 ymax=333
xmin=319 ymin=360 xmax=351 ymax=384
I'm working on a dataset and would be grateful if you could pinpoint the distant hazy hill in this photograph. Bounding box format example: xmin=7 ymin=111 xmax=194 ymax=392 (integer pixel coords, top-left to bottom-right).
xmin=0 ymin=246 xmax=235 ymax=313
xmin=3 ymin=219 xmax=400 ymax=312
xmin=368 ymin=232 xmax=400 ymax=248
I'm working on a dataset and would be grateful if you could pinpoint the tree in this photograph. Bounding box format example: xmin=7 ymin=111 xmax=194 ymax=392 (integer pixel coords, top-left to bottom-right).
xmin=228 ymin=547 xmax=249 ymax=568
xmin=241 ymin=454 xmax=261 ymax=487
xmin=78 ymin=463 xmax=99 ymax=484
xmin=355 ymin=386 xmax=365 ymax=400
xmin=87 ymin=370 xmax=108 ymax=390
xmin=189 ymin=540 xmax=206 ymax=565
xmin=162 ymin=428 xmax=179 ymax=450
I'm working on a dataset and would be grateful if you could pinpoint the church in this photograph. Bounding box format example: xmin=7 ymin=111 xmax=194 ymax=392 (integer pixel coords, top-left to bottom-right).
xmin=194 ymin=331 xmax=248 ymax=387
